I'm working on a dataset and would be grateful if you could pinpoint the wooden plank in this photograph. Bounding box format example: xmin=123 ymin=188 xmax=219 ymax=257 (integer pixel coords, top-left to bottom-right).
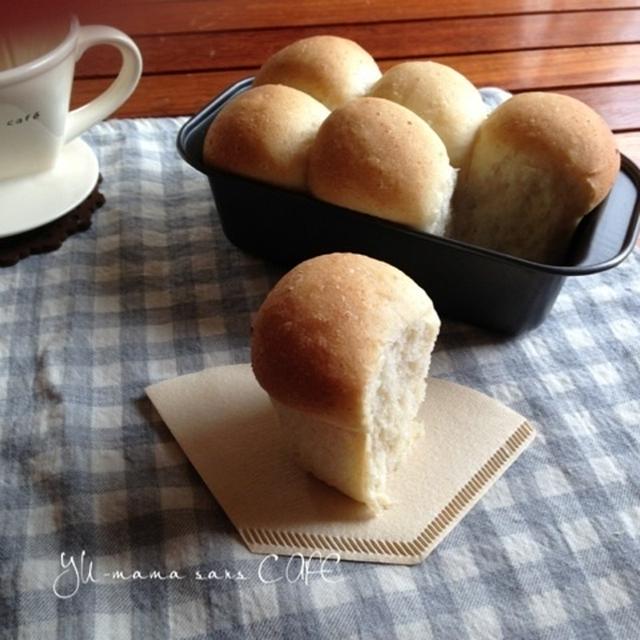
xmin=615 ymin=131 xmax=640 ymax=166
xmin=557 ymin=85 xmax=640 ymax=131
xmin=78 ymin=0 xmax=640 ymax=35
xmin=71 ymin=71 xmax=244 ymax=119
xmin=71 ymin=44 xmax=640 ymax=120
xmin=437 ymin=44 xmax=640 ymax=89
xmin=75 ymin=10 xmax=640 ymax=78
xmin=71 ymin=78 xmax=640 ymax=136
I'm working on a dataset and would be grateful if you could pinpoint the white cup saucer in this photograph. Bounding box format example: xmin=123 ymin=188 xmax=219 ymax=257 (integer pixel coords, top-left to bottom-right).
xmin=0 ymin=138 xmax=100 ymax=239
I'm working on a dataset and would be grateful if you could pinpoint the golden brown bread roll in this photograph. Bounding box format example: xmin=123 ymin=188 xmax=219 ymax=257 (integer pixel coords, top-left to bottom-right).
xmin=202 ymin=84 xmax=330 ymax=191
xmin=308 ymin=97 xmax=456 ymax=234
xmin=253 ymin=35 xmax=381 ymax=109
xmin=369 ymin=61 xmax=488 ymax=168
xmin=251 ymin=253 xmax=440 ymax=512
xmin=451 ymin=92 xmax=620 ymax=263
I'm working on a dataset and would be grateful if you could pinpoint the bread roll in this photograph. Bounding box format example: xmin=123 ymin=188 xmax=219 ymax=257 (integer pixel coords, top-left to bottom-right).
xmin=251 ymin=253 xmax=441 ymax=512
xmin=253 ymin=35 xmax=381 ymax=109
xmin=369 ymin=61 xmax=488 ymax=168
xmin=308 ymin=97 xmax=456 ymax=234
xmin=451 ymin=92 xmax=620 ymax=263
xmin=202 ymin=84 xmax=330 ymax=191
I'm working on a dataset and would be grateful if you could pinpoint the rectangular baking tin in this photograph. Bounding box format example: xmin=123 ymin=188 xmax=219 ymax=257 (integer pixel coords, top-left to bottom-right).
xmin=177 ymin=78 xmax=640 ymax=334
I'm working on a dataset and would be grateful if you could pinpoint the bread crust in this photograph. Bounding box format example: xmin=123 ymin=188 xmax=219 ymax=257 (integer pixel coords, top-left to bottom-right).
xmin=307 ymin=97 xmax=455 ymax=232
xmin=369 ymin=61 xmax=488 ymax=168
xmin=251 ymin=253 xmax=438 ymax=429
xmin=451 ymin=91 xmax=620 ymax=262
xmin=202 ymin=84 xmax=329 ymax=190
xmin=253 ymin=35 xmax=381 ymax=109
xmin=479 ymin=92 xmax=619 ymax=212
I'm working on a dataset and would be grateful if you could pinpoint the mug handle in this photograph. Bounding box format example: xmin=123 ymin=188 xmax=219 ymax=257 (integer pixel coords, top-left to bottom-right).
xmin=64 ymin=25 xmax=142 ymax=144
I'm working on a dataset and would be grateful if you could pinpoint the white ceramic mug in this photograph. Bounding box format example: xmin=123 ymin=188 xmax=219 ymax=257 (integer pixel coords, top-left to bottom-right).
xmin=0 ymin=16 xmax=142 ymax=181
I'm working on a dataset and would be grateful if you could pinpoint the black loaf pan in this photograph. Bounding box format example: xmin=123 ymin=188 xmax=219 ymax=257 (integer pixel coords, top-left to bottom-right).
xmin=177 ymin=78 xmax=640 ymax=334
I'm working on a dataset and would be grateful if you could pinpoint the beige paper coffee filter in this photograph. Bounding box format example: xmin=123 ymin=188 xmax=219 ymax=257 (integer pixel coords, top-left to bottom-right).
xmin=146 ymin=364 xmax=535 ymax=565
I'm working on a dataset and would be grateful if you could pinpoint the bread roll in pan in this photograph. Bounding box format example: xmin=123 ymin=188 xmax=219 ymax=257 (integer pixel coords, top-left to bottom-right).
xmin=177 ymin=78 xmax=640 ymax=335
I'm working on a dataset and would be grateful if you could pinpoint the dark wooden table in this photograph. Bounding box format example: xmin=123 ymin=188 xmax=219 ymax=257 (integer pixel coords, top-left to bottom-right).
xmin=75 ymin=0 xmax=640 ymax=166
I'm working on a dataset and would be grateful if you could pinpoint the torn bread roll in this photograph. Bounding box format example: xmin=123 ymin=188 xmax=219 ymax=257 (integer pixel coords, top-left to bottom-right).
xmin=251 ymin=253 xmax=441 ymax=512
xmin=369 ymin=61 xmax=488 ymax=168
xmin=451 ymin=92 xmax=620 ymax=263
xmin=253 ymin=35 xmax=381 ymax=110
xmin=308 ymin=97 xmax=456 ymax=234
xmin=202 ymin=84 xmax=330 ymax=191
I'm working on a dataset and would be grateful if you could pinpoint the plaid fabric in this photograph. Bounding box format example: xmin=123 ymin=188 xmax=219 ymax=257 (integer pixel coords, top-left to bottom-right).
xmin=1 ymin=117 xmax=639 ymax=640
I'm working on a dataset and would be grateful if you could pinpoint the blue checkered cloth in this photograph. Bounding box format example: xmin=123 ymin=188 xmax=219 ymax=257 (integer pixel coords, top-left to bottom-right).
xmin=1 ymin=117 xmax=639 ymax=640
